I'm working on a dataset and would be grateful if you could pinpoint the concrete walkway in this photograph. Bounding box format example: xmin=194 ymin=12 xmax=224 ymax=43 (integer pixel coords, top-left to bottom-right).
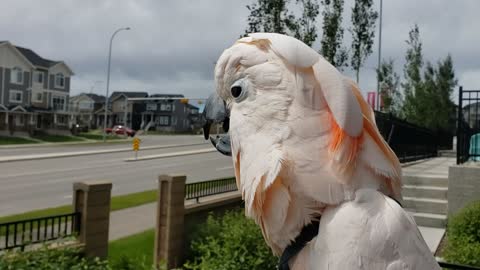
xmin=109 ymin=191 xmax=241 ymax=241
xmin=403 ymin=157 xmax=455 ymax=253
xmin=403 ymin=157 xmax=455 ymax=178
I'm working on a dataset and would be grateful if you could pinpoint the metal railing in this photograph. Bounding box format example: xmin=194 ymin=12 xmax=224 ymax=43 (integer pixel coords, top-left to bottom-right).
xmin=438 ymin=261 xmax=480 ymax=270
xmin=185 ymin=178 xmax=237 ymax=202
xmin=375 ymin=111 xmax=439 ymax=163
xmin=457 ymin=86 xmax=480 ymax=164
xmin=0 ymin=212 xmax=80 ymax=251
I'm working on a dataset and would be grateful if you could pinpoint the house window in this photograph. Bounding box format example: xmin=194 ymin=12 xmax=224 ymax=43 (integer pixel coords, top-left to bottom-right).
xmin=9 ymin=90 xmax=23 ymax=103
xmin=79 ymin=101 xmax=92 ymax=110
xmin=15 ymin=115 xmax=24 ymax=126
xmin=53 ymin=95 xmax=66 ymax=111
xmin=156 ymin=116 xmax=170 ymax=126
xmin=10 ymin=67 xmax=23 ymax=84
xmin=33 ymin=92 xmax=43 ymax=102
xmin=160 ymin=103 xmax=172 ymax=111
xmin=35 ymin=72 xmax=44 ymax=84
xmin=55 ymin=73 xmax=65 ymax=88
xmin=146 ymin=103 xmax=157 ymax=111
xmin=56 ymin=115 xmax=67 ymax=125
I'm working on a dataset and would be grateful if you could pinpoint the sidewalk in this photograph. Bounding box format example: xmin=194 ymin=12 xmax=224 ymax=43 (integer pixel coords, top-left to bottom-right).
xmin=109 ymin=191 xmax=241 ymax=241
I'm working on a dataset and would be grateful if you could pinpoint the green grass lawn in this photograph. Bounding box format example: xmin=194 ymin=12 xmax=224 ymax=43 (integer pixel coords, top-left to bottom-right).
xmin=108 ymin=229 xmax=155 ymax=267
xmin=0 ymin=136 xmax=40 ymax=145
xmin=32 ymin=134 xmax=85 ymax=142
xmin=77 ymin=133 xmax=123 ymax=141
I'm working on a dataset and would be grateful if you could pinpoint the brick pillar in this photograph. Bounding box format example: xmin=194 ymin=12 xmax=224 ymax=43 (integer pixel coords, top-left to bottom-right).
xmin=73 ymin=181 xmax=112 ymax=259
xmin=154 ymin=174 xmax=186 ymax=269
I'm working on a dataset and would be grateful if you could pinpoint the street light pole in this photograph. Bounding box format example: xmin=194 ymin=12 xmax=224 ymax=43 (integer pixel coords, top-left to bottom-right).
xmin=376 ymin=0 xmax=383 ymax=111
xmin=103 ymin=27 xmax=130 ymax=142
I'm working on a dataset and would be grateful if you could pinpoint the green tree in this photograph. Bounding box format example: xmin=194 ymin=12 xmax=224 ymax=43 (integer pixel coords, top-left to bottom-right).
xmin=377 ymin=59 xmax=401 ymax=115
xmin=244 ymin=0 xmax=320 ymax=47
xmin=288 ymin=0 xmax=320 ymax=47
xmin=349 ymin=0 xmax=378 ymax=82
xmin=401 ymin=24 xmax=423 ymax=123
xmin=422 ymin=56 xmax=457 ymax=131
xmin=320 ymin=0 xmax=348 ymax=69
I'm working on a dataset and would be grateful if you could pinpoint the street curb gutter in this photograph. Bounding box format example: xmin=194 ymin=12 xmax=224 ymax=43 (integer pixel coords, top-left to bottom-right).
xmin=0 ymin=143 xmax=208 ymax=163
xmin=124 ymin=148 xmax=217 ymax=161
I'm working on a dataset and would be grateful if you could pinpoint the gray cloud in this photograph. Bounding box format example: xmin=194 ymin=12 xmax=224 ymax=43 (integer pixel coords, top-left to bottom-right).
xmin=1 ymin=0 xmax=479 ymax=101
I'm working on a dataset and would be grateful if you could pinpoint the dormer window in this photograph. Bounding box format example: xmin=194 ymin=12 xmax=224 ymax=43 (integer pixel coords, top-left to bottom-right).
xmin=11 ymin=67 xmax=23 ymax=84
xmin=55 ymin=73 xmax=65 ymax=88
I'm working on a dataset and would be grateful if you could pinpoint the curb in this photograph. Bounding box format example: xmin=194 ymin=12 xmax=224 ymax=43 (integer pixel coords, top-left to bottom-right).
xmin=0 ymin=143 xmax=209 ymax=163
xmin=0 ymin=138 xmax=131 ymax=149
xmin=124 ymin=148 xmax=216 ymax=161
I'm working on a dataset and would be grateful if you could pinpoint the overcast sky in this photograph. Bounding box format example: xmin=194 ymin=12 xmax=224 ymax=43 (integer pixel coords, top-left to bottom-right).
xmin=1 ymin=0 xmax=479 ymax=107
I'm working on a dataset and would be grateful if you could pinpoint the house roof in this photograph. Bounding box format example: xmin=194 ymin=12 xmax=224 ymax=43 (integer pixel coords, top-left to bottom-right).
xmin=14 ymin=46 xmax=58 ymax=69
xmin=85 ymin=93 xmax=106 ymax=103
xmin=111 ymin=91 xmax=149 ymax=99
xmin=110 ymin=91 xmax=149 ymax=102
xmin=150 ymin=94 xmax=184 ymax=98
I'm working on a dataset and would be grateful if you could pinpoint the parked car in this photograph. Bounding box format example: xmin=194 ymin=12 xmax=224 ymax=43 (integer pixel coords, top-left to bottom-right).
xmin=105 ymin=125 xmax=136 ymax=137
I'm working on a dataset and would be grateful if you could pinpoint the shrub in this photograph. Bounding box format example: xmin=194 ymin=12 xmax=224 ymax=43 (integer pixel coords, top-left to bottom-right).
xmin=443 ymin=200 xmax=480 ymax=266
xmin=184 ymin=210 xmax=277 ymax=270
xmin=0 ymin=246 xmax=111 ymax=269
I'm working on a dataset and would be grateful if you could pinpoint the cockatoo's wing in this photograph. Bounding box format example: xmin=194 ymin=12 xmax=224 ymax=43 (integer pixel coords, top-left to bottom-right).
xmin=305 ymin=189 xmax=440 ymax=270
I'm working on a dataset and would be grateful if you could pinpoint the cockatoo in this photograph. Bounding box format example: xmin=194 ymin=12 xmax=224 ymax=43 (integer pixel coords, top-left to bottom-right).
xmin=203 ymin=33 xmax=440 ymax=270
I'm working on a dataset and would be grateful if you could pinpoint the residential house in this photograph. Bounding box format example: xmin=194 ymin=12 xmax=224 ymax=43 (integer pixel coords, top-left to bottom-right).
xmin=143 ymin=94 xmax=201 ymax=132
xmin=69 ymin=93 xmax=106 ymax=129
xmin=109 ymin=91 xmax=148 ymax=130
xmin=0 ymin=41 xmax=74 ymax=135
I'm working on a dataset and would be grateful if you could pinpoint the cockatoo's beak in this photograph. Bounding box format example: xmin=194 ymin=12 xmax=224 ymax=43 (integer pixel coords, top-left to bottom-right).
xmin=202 ymin=92 xmax=232 ymax=156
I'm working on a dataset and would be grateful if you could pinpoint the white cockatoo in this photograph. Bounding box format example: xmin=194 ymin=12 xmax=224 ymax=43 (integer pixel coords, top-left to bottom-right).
xmin=203 ymin=33 xmax=440 ymax=270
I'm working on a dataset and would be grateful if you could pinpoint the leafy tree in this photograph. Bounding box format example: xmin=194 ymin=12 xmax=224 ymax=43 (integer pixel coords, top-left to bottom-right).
xmin=320 ymin=0 xmax=348 ymax=69
xmin=288 ymin=0 xmax=320 ymax=47
xmin=245 ymin=0 xmax=290 ymax=34
xmin=349 ymin=0 xmax=378 ymax=82
xmin=422 ymin=56 xmax=457 ymax=131
xmin=377 ymin=59 xmax=401 ymax=115
xmin=401 ymin=24 xmax=424 ymax=123
xmin=244 ymin=0 xmax=320 ymax=47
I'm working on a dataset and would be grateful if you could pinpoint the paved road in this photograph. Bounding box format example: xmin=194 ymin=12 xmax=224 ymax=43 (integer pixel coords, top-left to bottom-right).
xmin=0 ymin=136 xmax=233 ymax=217
xmin=0 ymin=135 xmax=208 ymax=156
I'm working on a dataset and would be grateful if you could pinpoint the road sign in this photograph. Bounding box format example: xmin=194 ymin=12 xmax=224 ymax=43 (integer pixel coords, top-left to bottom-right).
xmin=132 ymin=138 xmax=141 ymax=151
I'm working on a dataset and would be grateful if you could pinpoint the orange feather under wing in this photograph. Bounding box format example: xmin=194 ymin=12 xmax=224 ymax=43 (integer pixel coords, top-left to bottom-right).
xmin=327 ymin=81 xmax=402 ymax=199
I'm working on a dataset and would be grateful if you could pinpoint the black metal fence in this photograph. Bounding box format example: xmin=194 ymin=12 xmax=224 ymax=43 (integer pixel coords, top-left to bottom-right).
xmin=0 ymin=212 xmax=80 ymax=251
xmin=185 ymin=178 xmax=237 ymax=202
xmin=456 ymin=86 xmax=480 ymax=164
xmin=375 ymin=111 xmax=440 ymax=163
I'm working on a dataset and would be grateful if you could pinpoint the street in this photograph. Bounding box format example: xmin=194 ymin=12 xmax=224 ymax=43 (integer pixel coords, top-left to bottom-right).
xmin=0 ymin=135 xmax=233 ymax=216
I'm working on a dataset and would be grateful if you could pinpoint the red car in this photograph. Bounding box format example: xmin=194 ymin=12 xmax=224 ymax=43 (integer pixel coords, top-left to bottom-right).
xmin=105 ymin=125 xmax=136 ymax=137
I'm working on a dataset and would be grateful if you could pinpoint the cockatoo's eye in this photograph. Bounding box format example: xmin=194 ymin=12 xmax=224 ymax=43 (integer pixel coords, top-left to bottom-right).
xmin=230 ymin=79 xmax=248 ymax=102
xmin=231 ymin=86 xmax=242 ymax=98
